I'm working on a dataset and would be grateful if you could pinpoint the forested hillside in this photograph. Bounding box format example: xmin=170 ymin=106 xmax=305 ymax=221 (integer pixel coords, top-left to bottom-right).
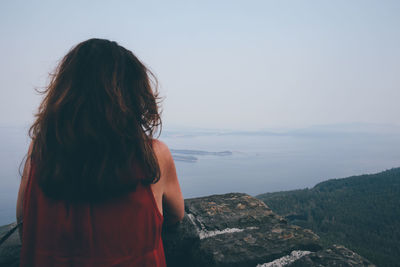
xmin=257 ymin=168 xmax=400 ymax=267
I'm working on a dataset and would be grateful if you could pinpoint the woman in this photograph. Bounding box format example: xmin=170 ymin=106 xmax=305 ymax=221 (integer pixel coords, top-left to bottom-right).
xmin=16 ymin=38 xmax=184 ymax=266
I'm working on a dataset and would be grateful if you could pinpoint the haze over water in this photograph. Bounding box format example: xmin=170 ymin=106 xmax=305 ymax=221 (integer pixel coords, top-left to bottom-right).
xmin=2 ymin=123 xmax=400 ymax=225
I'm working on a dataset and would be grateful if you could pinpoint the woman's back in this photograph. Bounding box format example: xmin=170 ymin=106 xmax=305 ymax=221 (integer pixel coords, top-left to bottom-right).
xmin=19 ymin=162 xmax=166 ymax=267
xmin=16 ymin=38 xmax=184 ymax=266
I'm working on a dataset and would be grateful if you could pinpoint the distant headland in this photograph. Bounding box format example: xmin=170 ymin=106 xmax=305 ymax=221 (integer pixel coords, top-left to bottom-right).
xmin=171 ymin=149 xmax=233 ymax=163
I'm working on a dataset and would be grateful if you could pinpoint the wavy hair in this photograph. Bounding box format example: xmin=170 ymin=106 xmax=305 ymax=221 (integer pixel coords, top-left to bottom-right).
xmin=29 ymin=38 xmax=162 ymax=201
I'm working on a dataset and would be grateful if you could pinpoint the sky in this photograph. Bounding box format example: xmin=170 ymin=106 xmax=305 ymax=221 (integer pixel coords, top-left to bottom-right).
xmin=1 ymin=0 xmax=399 ymax=130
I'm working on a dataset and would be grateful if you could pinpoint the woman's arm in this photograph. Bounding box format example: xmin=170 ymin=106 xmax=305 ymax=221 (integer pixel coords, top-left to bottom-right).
xmin=162 ymin=148 xmax=184 ymax=224
xmin=153 ymin=140 xmax=184 ymax=225
xmin=16 ymin=142 xmax=33 ymax=241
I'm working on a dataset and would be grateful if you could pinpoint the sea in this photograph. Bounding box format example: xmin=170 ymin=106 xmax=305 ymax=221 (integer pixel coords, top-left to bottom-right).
xmin=1 ymin=124 xmax=400 ymax=225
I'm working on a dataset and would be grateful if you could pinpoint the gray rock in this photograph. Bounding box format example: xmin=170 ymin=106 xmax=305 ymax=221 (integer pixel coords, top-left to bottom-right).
xmin=0 ymin=193 xmax=374 ymax=267
xmin=0 ymin=222 xmax=21 ymax=267
xmin=165 ymin=193 xmax=322 ymax=267
xmin=287 ymin=245 xmax=376 ymax=267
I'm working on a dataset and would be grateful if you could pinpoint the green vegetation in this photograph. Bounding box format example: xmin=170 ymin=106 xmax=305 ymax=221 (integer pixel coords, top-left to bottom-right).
xmin=257 ymin=168 xmax=400 ymax=267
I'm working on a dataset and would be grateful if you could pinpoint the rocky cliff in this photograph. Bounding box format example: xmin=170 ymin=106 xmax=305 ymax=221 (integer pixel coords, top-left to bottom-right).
xmin=0 ymin=193 xmax=375 ymax=266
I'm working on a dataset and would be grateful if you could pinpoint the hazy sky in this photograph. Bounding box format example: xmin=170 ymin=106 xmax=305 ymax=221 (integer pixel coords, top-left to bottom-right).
xmin=1 ymin=0 xmax=399 ymax=130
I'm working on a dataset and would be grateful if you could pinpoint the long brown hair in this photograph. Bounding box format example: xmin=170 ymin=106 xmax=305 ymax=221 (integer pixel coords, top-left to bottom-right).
xmin=29 ymin=38 xmax=162 ymax=201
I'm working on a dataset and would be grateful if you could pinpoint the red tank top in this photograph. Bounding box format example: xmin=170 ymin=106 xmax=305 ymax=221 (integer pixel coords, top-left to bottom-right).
xmin=19 ymin=164 xmax=166 ymax=267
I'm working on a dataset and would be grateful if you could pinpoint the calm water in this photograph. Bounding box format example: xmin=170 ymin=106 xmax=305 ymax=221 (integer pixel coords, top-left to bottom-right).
xmin=1 ymin=126 xmax=400 ymax=225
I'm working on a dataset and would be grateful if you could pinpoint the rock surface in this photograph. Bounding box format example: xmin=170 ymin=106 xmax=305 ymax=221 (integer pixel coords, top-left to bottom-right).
xmin=0 ymin=193 xmax=375 ymax=266
xmin=287 ymin=245 xmax=376 ymax=267
xmin=0 ymin=222 xmax=21 ymax=267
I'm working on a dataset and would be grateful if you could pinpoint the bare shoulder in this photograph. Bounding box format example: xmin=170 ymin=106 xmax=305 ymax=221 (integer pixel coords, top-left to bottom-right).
xmin=152 ymin=139 xmax=173 ymax=165
xmin=152 ymin=139 xmax=171 ymax=155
